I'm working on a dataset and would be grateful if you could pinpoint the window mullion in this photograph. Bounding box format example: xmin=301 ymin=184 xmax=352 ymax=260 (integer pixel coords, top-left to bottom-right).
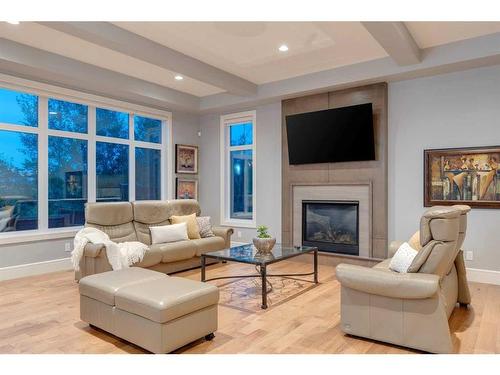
xmin=38 ymin=97 xmax=49 ymax=230
xmin=88 ymin=106 xmax=96 ymax=203
xmin=129 ymin=114 xmax=135 ymax=202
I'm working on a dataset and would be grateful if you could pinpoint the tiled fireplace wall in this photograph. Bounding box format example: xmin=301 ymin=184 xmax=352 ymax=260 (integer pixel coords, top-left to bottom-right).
xmin=281 ymin=83 xmax=388 ymax=259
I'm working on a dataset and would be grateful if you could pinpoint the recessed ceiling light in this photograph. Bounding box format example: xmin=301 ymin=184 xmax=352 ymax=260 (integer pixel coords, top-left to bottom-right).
xmin=174 ymin=75 xmax=184 ymax=81
xmin=278 ymin=44 xmax=289 ymax=52
xmin=6 ymin=21 xmax=20 ymax=25
xmin=49 ymin=111 xmax=58 ymax=115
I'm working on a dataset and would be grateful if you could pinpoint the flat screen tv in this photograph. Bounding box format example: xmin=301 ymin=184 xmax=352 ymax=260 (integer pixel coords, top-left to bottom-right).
xmin=285 ymin=103 xmax=375 ymax=165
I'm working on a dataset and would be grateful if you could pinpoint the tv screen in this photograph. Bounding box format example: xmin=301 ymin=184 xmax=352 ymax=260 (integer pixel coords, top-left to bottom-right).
xmin=285 ymin=103 xmax=375 ymax=165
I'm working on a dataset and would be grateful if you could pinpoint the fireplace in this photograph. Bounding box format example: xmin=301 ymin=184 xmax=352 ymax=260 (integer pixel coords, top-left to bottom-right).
xmin=302 ymin=200 xmax=359 ymax=255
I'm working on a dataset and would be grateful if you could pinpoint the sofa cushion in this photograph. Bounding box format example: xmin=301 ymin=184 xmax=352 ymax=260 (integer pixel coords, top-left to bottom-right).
xmin=167 ymin=199 xmax=201 ymax=217
xmin=132 ymin=246 xmax=164 ymax=268
xmin=170 ymin=213 xmax=201 ymax=239
xmin=86 ymin=202 xmax=133 ymax=226
xmin=191 ymin=237 xmax=226 ymax=256
xmin=79 ymin=268 xmax=167 ymax=306
xmin=85 ymin=202 xmax=137 ymax=242
xmin=86 ymin=222 xmax=137 ymax=243
xmin=132 ymin=201 xmax=172 ymax=244
xmin=149 ymin=240 xmax=197 ymax=263
xmin=114 ymin=276 xmax=219 ymax=323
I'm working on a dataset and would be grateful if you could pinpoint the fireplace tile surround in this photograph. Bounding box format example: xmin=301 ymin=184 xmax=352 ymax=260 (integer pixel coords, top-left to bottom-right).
xmin=281 ymin=83 xmax=388 ymax=260
xmin=292 ymin=184 xmax=371 ymax=258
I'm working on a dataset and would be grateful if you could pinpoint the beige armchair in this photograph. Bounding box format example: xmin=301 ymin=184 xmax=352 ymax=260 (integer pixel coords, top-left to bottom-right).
xmin=336 ymin=205 xmax=471 ymax=353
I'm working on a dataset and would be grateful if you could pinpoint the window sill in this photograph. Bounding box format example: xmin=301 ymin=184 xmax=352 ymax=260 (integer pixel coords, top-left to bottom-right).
xmin=220 ymin=220 xmax=257 ymax=229
xmin=0 ymin=227 xmax=81 ymax=246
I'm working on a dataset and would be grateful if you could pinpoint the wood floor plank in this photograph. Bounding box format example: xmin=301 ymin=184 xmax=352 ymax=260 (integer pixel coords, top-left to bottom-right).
xmin=0 ymin=261 xmax=498 ymax=354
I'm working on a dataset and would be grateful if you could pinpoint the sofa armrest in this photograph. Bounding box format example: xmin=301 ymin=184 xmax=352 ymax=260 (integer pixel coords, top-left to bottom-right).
xmin=388 ymin=240 xmax=405 ymax=258
xmin=212 ymin=226 xmax=234 ymax=247
xmin=83 ymin=243 xmax=106 ymax=258
xmin=336 ymin=263 xmax=440 ymax=299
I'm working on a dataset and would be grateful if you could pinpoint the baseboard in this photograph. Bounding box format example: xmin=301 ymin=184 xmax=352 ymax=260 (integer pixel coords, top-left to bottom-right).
xmin=466 ymin=267 xmax=500 ymax=286
xmin=0 ymin=258 xmax=72 ymax=281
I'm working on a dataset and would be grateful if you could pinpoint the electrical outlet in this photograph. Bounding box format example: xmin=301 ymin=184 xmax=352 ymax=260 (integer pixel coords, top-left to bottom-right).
xmin=237 ymin=231 xmax=242 ymax=238
xmin=466 ymin=251 xmax=473 ymax=261
xmin=64 ymin=242 xmax=71 ymax=252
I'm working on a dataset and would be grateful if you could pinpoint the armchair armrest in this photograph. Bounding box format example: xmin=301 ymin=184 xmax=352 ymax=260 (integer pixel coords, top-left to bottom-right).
xmin=83 ymin=243 xmax=106 ymax=258
xmin=212 ymin=226 xmax=234 ymax=247
xmin=336 ymin=263 xmax=440 ymax=299
xmin=388 ymin=240 xmax=404 ymax=258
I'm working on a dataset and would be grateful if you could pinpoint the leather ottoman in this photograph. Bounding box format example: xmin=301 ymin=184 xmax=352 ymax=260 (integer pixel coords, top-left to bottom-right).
xmin=79 ymin=267 xmax=219 ymax=353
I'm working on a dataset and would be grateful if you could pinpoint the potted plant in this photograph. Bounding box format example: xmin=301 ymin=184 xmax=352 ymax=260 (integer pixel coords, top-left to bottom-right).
xmin=253 ymin=225 xmax=276 ymax=254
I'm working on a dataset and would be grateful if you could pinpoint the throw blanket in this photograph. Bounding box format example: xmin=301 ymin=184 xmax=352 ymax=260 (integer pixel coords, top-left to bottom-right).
xmin=71 ymin=227 xmax=148 ymax=271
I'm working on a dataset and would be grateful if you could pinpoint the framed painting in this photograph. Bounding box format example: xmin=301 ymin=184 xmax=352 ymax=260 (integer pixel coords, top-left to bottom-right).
xmin=176 ymin=178 xmax=198 ymax=200
xmin=175 ymin=144 xmax=198 ymax=174
xmin=424 ymin=146 xmax=500 ymax=208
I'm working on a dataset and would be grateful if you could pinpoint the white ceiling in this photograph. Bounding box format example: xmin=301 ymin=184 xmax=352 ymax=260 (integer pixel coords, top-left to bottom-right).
xmin=113 ymin=22 xmax=389 ymax=85
xmin=1 ymin=21 xmax=500 ymax=99
xmin=405 ymin=22 xmax=500 ymax=48
xmin=0 ymin=22 xmax=224 ymax=97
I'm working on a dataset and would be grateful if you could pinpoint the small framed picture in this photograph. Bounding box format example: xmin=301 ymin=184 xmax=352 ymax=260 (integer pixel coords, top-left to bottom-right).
xmin=176 ymin=178 xmax=198 ymax=200
xmin=175 ymin=144 xmax=198 ymax=174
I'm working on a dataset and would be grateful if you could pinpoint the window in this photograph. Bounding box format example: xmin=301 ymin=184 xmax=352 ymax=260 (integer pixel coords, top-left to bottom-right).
xmin=0 ymin=82 xmax=171 ymax=238
xmin=96 ymin=108 xmax=129 ymax=139
xmin=48 ymin=98 xmax=88 ymax=133
xmin=0 ymin=88 xmax=38 ymax=127
xmin=134 ymin=115 xmax=162 ymax=143
xmin=135 ymin=147 xmax=161 ymax=200
xmin=220 ymin=111 xmax=256 ymax=227
xmin=48 ymin=136 xmax=88 ymax=228
xmin=0 ymin=130 xmax=38 ymax=232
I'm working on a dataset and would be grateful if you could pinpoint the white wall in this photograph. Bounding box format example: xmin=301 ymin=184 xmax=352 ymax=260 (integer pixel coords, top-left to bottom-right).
xmin=199 ymin=102 xmax=282 ymax=243
xmin=389 ymin=64 xmax=500 ymax=272
xmin=0 ymin=110 xmax=200 ymax=269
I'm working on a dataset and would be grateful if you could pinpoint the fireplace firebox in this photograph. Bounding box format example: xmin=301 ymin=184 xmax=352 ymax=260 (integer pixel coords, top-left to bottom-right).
xmin=302 ymin=200 xmax=359 ymax=255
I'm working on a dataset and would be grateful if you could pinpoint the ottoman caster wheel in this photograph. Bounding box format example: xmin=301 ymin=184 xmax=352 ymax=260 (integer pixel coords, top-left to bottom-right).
xmin=205 ymin=333 xmax=215 ymax=341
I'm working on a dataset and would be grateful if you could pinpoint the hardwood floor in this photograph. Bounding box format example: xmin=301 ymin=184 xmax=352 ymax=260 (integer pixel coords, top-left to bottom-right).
xmin=0 ymin=260 xmax=499 ymax=354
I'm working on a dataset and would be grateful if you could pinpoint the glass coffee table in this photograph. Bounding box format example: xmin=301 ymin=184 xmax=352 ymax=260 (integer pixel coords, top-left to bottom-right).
xmin=201 ymin=244 xmax=318 ymax=309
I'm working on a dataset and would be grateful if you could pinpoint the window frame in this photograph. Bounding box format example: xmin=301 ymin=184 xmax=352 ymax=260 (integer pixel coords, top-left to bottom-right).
xmin=220 ymin=110 xmax=257 ymax=228
xmin=0 ymin=75 xmax=173 ymax=245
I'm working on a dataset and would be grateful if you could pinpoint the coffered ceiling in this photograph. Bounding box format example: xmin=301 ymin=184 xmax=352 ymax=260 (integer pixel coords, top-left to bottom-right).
xmin=1 ymin=21 xmax=500 ymax=112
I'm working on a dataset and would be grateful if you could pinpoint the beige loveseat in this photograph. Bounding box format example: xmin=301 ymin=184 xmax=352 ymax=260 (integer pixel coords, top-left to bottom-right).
xmin=76 ymin=199 xmax=233 ymax=280
xmin=336 ymin=205 xmax=471 ymax=353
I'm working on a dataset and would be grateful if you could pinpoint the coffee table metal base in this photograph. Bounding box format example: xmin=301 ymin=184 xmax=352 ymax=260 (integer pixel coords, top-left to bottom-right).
xmin=201 ymin=250 xmax=318 ymax=309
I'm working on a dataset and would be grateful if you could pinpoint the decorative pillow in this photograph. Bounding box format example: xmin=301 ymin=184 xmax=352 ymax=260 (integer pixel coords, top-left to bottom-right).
xmin=170 ymin=213 xmax=201 ymax=239
xmin=150 ymin=222 xmax=189 ymax=244
xmin=196 ymin=216 xmax=215 ymax=238
xmin=389 ymin=242 xmax=418 ymax=273
xmin=408 ymin=230 xmax=422 ymax=250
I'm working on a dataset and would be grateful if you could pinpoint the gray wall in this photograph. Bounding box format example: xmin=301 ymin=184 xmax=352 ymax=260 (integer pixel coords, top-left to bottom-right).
xmin=388 ymin=64 xmax=500 ymax=272
xmin=0 ymin=110 xmax=200 ymax=268
xmin=199 ymin=102 xmax=282 ymax=243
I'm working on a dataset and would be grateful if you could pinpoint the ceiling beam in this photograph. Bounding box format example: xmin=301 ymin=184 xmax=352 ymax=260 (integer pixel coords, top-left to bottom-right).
xmin=0 ymin=38 xmax=199 ymax=112
xmin=38 ymin=22 xmax=257 ymax=96
xmin=199 ymin=32 xmax=500 ymax=112
xmin=362 ymin=22 xmax=421 ymax=66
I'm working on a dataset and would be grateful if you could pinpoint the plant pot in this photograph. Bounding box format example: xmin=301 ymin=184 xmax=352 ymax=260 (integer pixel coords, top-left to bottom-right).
xmin=252 ymin=237 xmax=276 ymax=254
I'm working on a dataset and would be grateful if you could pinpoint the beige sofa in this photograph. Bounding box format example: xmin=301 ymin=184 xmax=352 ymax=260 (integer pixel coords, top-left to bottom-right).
xmin=336 ymin=205 xmax=471 ymax=353
xmin=76 ymin=199 xmax=233 ymax=280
